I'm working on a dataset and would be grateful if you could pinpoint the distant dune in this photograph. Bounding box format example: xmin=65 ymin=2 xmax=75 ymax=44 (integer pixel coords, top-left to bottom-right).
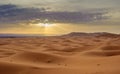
xmin=64 ymin=32 xmax=120 ymax=37
xmin=0 ymin=32 xmax=120 ymax=74
xmin=0 ymin=34 xmax=42 ymax=38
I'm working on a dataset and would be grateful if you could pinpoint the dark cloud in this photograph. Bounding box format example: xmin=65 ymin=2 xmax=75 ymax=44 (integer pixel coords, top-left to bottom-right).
xmin=0 ymin=0 xmax=120 ymax=12
xmin=0 ymin=4 xmax=110 ymax=25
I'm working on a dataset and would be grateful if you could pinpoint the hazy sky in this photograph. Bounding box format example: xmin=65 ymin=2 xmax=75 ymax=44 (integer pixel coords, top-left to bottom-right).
xmin=0 ymin=0 xmax=120 ymax=35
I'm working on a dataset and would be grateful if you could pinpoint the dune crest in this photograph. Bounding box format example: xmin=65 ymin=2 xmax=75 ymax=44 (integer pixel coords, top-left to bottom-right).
xmin=0 ymin=32 xmax=120 ymax=74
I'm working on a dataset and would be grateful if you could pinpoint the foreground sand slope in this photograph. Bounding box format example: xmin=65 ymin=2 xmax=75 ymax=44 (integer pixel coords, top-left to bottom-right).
xmin=0 ymin=33 xmax=120 ymax=74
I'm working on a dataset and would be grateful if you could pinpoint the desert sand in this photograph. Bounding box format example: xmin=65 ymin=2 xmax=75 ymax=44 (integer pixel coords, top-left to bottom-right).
xmin=0 ymin=32 xmax=120 ymax=74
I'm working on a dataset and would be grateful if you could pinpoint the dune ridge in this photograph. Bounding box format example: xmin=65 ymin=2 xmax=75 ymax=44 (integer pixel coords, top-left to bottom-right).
xmin=0 ymin=32 xmax=120 ymax=74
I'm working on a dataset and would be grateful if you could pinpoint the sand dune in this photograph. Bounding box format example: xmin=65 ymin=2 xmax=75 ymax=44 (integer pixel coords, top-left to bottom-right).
xmin=11 ymin=52 xmax=65 ymax=65
xmin=83 ymin=45 xmax=120 ymax=57
xmin=0 ymin=61 xmax=29 ymax=74
xmin=0 ymin=33 xmax=120 ymax=74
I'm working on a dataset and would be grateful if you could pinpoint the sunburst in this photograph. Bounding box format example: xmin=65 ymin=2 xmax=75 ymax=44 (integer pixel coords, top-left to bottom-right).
xmin=36 ymin=23 xmax=53 ymax=27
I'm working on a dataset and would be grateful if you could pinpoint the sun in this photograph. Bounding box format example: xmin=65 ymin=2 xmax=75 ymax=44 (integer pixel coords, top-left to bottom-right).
xmin=35 ymin=22 xmax=54 ymax=27
xmin=41 ymin=23 xmax=52 ymax=27
xmin=32 ymin=19 xmax=55 ymax=28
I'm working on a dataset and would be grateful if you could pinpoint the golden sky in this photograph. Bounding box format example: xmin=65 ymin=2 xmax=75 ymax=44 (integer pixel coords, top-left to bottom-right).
xmin=1 ymin=22 xmax=120 ymax=35
xmin=0 ymin=0 xmax=120 ymax=35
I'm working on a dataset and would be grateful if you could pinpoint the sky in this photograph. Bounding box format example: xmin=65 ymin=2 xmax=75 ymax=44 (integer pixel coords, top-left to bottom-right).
xmin=0 ymin=0 xmax=120 ymax=35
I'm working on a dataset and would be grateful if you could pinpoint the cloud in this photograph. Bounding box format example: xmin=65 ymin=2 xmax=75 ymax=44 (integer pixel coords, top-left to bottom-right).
xmin=0 ymin=0 xmax=120 ymax=12
xmin=0 ymin=4 xmax=46 ymax=24
xmin=0 ymin=4 xmax=110 ymax=26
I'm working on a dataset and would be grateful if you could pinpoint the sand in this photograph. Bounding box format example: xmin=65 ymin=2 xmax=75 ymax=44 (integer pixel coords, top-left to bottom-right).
xmin=0 ymin=33 xmax=120 ymax=74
